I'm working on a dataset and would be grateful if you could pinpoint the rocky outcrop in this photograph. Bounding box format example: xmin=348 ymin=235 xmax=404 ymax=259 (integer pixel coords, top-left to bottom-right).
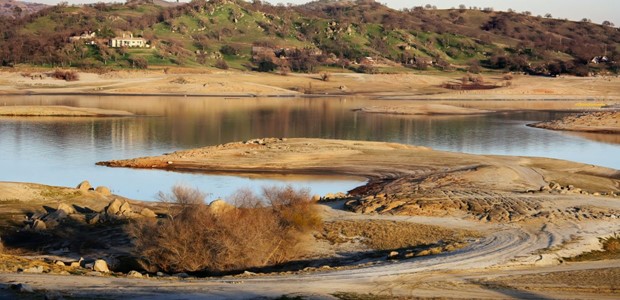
xmin=76 ymin=180 xmax=93 ymax=191
xmin=127 ymin=270 xmax=143 ymax=278
xmin=140 ymin=208 xmax=157 ymax=218
xmin=95 ymin=186 xmax=111 ymax=196
xmin=93 ymin=259 xmax=110 ymax=273
xmin=23 ymin=198 xmax=158 ymax=230
xmin=345 ymin=187 xmax=620 ymax=223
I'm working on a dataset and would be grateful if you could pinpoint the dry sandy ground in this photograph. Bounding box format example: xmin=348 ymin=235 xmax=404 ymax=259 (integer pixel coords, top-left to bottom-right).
xmin=528 ymin=111 xmax=620 ymax=133
xmin=1 ymin=199 xmax=619 ymax=299
xmin=99 ymin=138 xmax=619 ymax=194
xmin=0 ymin=105 xmax=133 ymax=117
xmin=2 ymin=69 xmax=620 ymax=101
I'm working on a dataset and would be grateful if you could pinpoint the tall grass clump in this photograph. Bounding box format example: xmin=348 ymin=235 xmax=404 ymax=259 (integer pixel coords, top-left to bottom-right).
xmin=127 ymin=185 xmax=321 ymax=274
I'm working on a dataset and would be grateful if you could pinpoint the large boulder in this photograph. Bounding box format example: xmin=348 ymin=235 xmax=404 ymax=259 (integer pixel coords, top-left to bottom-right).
xmin=95 ymin=186 xmax=111 ymax=196
xmin=104 ymin=199 xmax=123 ymax=215
xmin=31 ymin=219 xmax=47 ymax=231
xmin=118 ymin=201 xmax=132 ymax=216
xmin=56 ymin=203 xmax=76 ymax=215
xmin=140 ymin=208 xmax=157 ymax=218
xmin=127 ymin=270 xmax=143 ymax=278
xmin=93 ymin=259 xmax=110 ymax=273
xmin=76 ymin=180 xmax=92 ymax=191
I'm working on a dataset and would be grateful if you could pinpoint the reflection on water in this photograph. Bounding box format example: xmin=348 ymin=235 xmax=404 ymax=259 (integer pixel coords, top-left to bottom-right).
xmin=1 ymin=95 xmax=619 ymax=200
xmin=566 ymin=131 xmax=620 ymax=145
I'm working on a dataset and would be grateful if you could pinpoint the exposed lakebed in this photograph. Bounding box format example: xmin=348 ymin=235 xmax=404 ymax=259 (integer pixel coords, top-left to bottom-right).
xmin=1 ymin=95 xmax=618 ymax=200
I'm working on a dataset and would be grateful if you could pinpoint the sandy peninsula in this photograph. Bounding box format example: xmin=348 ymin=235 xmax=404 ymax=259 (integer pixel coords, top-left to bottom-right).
xmin=0 ymin=105 xmax=134 ymax=117
xmin=528 ymin=111 xmax=620 ymax=133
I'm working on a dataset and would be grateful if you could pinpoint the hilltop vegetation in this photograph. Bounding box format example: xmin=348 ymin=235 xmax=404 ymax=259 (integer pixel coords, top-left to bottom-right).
xmin=0 ymin=0 xmax=618 ymax=76
xmin=0 ymin=0 xmax=48 ymax=18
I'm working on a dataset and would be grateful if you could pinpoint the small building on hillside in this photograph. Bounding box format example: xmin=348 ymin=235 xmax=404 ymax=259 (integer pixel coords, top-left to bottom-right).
xmin=109 ymin=33 xmax=148 ymax=48
xmin=69 ymin=32 xmax=96 ymax=43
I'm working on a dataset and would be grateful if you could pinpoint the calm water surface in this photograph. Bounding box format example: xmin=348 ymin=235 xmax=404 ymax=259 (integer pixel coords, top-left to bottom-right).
xmin=1 ymin=96 xmax=618 ymax=200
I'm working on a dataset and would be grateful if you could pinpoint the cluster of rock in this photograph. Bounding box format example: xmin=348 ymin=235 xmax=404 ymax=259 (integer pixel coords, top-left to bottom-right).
xmin=76 ymin=180 xmax=111 ymax=195
xmin=320 ymin=192 xmax=348 ymax=201
xmin=23 ymin=181 xmax=157 ymax=231
xmin=16 ymin=257 xmax=110 ymax=275
xmin=23 ymin=199 xmax=157 ymax=231
xmin=531 ymin=182 xmax=619 ymax=197
xmin=345 ymin=190 xmax=545 ymax=222
xmin=344 ymin=187 xmax=620 ymax=222
xmin=242 ymin=137 xmax=286 ymax=145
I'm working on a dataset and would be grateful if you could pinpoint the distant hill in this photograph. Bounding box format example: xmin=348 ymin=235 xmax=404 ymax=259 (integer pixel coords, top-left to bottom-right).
xmin=0 ymin=0 xmax=618 ymax=76
xmin=0 ymin=0 xmax=47 ymax=18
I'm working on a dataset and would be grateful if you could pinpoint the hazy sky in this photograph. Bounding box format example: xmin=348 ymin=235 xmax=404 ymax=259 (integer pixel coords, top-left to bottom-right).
xmin=23 ymin=0 xmax=620 ymax=26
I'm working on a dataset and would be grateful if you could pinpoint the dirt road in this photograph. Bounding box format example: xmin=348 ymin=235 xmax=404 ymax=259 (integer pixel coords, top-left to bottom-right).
xmin=2 ymin=204 xmax=619 ymax=299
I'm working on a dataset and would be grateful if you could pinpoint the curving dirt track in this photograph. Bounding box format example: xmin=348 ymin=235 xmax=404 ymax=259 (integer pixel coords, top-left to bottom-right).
xmin=2 ymin=206 xmax=619 ymax=299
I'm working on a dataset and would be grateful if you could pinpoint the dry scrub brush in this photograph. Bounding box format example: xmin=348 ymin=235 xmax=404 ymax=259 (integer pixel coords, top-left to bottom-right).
xmin=321 ymin=220 xmax=474 ymax=250
xmin=50 ymin=70 xmax=79 ymax=81
xmin=127 ymin=185 xmax=321 ymax=274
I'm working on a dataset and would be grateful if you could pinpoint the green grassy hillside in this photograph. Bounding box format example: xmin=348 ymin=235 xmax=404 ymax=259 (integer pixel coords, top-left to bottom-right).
xmin=0 ymin=0 xmax=618 ymax=76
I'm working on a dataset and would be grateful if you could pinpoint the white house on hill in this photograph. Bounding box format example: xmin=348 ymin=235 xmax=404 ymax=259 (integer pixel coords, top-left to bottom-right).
xmin=109 ymin=33 xmax=148 ymax=48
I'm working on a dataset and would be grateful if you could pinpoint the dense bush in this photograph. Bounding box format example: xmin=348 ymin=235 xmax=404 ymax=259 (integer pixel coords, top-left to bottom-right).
xmin=219 ymin=44 xmax=240 ymax=56
xmin=127 ymin=185 xmax=321 ymax=274
xmin=129 ymin=57 xmax=148 ymax=69
xmin=50 ymin=69 xmax=79 ymax=81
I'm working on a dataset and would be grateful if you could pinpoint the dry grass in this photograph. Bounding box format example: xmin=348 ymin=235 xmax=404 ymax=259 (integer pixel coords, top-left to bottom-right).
xmin=567 ymin=233 xmax=620 ymax=262
xmin=320 ymin=220 xmax=475 ymax=251
xmin=128 ymin=185 xmax=321 ymax=274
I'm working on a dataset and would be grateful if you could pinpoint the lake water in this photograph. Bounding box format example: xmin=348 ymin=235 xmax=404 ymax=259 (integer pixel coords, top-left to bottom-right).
xmin=1 ymin=95 xmax=619 ymax=201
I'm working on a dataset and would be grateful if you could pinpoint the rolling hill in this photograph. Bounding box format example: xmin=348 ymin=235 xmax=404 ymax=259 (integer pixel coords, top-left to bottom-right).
xmin=0 ymin=0 xmax=48 ymax=18
xmin=0 ymin=0 xmax=618 ymax=76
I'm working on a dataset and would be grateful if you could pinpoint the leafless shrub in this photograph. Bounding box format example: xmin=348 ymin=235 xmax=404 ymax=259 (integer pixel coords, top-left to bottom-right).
xmin=262 ymin=186 xmax=321 ymax=233
xmin=50 ymin=70 xmax=79 ymax=81
xmin=320 ymin=72 xmax=331 ymax=81
xmin=214 ymin=59 xmax=229 ymax=70
xmin=127 ymin=185 xmax=321 ymax=274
